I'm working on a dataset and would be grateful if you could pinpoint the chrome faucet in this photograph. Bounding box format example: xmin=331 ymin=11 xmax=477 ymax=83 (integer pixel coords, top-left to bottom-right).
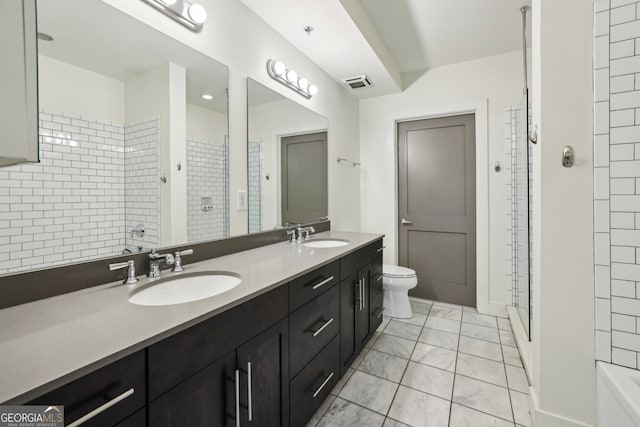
xmin=148 ymin=249 xmax=175 ymax=278
xmin=297 ymin=226 xmax=315 ymax=241
xmin=286 ymin=230 xmax=296 ymax=243
xmin=172 ymin=249 xmax=194 ymax=272
xmin=109 ymin=260 xmax=139 ymax=285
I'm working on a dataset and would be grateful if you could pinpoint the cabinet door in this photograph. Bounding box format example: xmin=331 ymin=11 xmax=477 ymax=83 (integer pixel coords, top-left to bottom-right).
xmin=148 ymin=350 xmax=236 ymax=427
xmin=339 ymin=272 xmax=358 ymax=375
xmin=237 ymin=319 xmax=289 ymax=427
xmin=357 ymin=266 xmax=371 ymax=347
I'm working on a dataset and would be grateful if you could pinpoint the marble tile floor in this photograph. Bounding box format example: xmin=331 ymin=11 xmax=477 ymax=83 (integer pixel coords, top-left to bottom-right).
xmin=307 ymin=298 xmax=532 ymax=427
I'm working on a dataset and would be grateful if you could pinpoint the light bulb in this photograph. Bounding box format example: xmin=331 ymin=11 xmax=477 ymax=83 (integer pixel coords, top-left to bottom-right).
xmin=297 ymin=78 xmax=309 ymax=91
xmin=272 ymin=61 xmax=286 ymax=76
xmin=286 ymin=70 xmax=298 ymax=83
xmin=188 ymin=3 xmax=207 ymax=24
xmin=308 ymin=84 xmax=318 ymax=96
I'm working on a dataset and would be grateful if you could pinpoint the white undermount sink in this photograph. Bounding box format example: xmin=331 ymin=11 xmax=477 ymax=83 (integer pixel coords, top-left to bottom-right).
xmin=302 ymin=238 xmax=350 ymax=248
xmin=128 ymin=271 xmax=241 ymax=306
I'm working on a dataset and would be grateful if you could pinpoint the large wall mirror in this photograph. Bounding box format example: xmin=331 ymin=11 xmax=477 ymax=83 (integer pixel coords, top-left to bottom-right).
xmin=0 ymin=0 xmax=229 ymax=275
xmin=247 ymin=79 xmax=329 ymax=233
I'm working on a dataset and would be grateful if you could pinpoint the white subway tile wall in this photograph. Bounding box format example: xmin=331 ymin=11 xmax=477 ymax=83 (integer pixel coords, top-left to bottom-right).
xmin=503 ymin=104 xmax=533 ymax=314
xmin=594 ymin=1 xmax=640 ymax=369
xmin=247 ymin=140 xmax=264 ymax=234
xmin=186 ymin=138 xmax=228 ymax=243
xmin=124 ymin=119 xmax=160 ymax=251
xmin=0 ymin=111 xmax=126 ymax=274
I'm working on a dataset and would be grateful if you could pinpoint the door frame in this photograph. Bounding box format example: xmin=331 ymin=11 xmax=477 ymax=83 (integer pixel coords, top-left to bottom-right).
xmin=392 ymin=99 xmax=493 ymax=315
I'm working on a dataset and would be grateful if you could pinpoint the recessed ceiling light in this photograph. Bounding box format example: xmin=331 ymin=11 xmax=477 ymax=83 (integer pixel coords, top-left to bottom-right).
xmin=37 ymin=32 xmax=54 ymax=42
xmin=201 ymin=94 xmax=214 ymax=100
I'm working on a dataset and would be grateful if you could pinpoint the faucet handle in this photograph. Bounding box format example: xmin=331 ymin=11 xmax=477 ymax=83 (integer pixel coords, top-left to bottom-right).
xmin=109 ymin=260 xmax=139 ymax=285
xmin=286 ymin=230 xmax=296 ymax=243
xmin=173 ymin=249 xmax=193 ymax=272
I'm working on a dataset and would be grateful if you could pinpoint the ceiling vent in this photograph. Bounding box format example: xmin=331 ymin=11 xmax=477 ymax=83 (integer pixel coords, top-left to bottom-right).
xmin=342 ymin=75 xmax=372 ymax=89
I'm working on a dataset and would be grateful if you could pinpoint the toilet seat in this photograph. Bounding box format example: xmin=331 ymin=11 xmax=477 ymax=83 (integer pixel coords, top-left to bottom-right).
xmin=383 ymin=264 xmax=416 ymax=278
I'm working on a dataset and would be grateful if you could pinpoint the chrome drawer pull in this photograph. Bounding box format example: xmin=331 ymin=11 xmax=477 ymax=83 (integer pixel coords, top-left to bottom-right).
xmin=312 ymin=276 xmax=334 ymax=290
xmin=67 ymin=388 xmax=134 ymax=427
xmin=377 ymin=307 xmax=385 ymax=318
xmin=376 ymin=275 xmax=383 ymax=282
xmin=235 ymin=370 xmax=240 ymax=427
xmin=311 ymin=318 xmax=334 ymax=337
xmin=247 ymin=362 xmax=253 ymax=421
xmin=376 ymin=246 xmax=385 ymax=253
xmin=312 ymin=372 xmax=334 ymax=398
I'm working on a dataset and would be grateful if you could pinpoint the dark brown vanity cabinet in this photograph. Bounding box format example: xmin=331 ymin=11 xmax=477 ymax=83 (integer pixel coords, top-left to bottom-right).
xmin=339 ymin=241 xmax=384 ymax=376
xmin=287 ymin=262 xmax=341 ymax=426
xmin=27 ymin=350 xmax=146 ymax=427
xmin=148 ymin=286 xmax=289 ymax=427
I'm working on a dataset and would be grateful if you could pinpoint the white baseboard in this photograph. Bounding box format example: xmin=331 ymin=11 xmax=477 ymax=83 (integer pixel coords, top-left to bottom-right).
xmin=529 ymin=387 xmax=595 ymax=427
xmin=507 ymin=306 xmax=533 ymax=384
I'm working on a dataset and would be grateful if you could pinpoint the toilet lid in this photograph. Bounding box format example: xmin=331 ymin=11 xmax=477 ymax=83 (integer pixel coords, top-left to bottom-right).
xmin=383 ymin=264 xmax=416 ymax=278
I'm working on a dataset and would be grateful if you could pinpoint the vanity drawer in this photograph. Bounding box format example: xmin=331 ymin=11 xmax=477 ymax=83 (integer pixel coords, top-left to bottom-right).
xmin=289 ymin=284 xmax=340 ymax=377
xmin=340 ymin=239 xmax=384 ymax=280
xmin=290 ymin=335 xmax=340 ymax=427
xmin=28 ymin=350 xmax=145 ymax=427
xmin=370 ymin=255 xmax=383 ymax=299
xmin=289 ymin=260 xmax=339 ymax=311
xmin=370 ymin=291 xmax=384 ymax=332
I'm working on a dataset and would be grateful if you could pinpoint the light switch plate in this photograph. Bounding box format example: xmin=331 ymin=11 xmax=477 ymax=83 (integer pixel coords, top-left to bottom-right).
xmin=237 ymin=190 xmax=247 ymax=210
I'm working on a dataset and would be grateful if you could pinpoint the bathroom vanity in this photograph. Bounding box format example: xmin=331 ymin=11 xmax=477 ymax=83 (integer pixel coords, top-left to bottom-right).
xmin=0 ymin=231 xmax=383 ymax=427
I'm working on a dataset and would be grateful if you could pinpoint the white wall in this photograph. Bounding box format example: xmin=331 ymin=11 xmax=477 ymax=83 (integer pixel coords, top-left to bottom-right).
xmin=359 ymin=50 xmax=522 ymax=313
xmin=38 ymin=55 xmax=125 ymax=124
xmin=102 ymin=0 xmax=361 ymax=235
xmin=248 ymin=98 xmax=328 ymax=230
xmin=186 ymin=103 xmax=227 ymax=145
xmin=530 ymin=0 xmax=596 ymax=425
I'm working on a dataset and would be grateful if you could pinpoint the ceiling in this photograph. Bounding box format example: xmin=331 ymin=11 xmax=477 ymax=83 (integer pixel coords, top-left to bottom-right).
xmin=37 ymin=0 xmax=229 ymax=112
xmin=240 ymin=0 xmax=532 ymax=98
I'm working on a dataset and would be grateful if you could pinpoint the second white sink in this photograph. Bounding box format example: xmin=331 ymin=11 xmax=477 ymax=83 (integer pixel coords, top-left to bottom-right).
xmin=302 ymin=239 xmax=349 ymax=248
xmin=128 ymin=271 xmax=241 ymax=306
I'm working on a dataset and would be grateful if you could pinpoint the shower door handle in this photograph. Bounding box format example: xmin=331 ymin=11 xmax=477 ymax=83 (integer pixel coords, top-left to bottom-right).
xmin=401 ymin=218 xmax=412 ymax=225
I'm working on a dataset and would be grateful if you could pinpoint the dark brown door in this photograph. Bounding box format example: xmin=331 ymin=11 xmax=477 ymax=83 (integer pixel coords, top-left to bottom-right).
xmin=281 ymin=132 xmax=328 ymax=225
xmin=398 ymin=114 xmax=476 ymax=307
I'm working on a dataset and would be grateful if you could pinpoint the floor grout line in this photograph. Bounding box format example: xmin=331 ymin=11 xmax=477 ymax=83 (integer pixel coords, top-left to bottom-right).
xmin=315 ymin=299 xmax=527 ymax=427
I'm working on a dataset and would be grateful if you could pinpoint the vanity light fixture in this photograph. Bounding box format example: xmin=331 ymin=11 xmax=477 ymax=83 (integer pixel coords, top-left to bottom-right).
xmin=140 ymin=0 xmax=207 ymax=32
xmin=266 ymin=59 xmax=317 ymax=99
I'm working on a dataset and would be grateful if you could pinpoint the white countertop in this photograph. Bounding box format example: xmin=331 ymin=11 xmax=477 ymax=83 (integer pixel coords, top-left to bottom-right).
xmin=0 ymin=231 xmax=383 ymax=404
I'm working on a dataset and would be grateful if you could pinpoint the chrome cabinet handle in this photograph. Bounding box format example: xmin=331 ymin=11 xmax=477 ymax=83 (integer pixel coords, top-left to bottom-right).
xmin=311 ymin=318 xmax=334 ymax=337
xmin=401 ymin=218 xmax=413 ymax=225
xmin=247 ymin=362 xmax=253 ymax=422
xmin=235 ymin=370 xmax=240 ymax=427
xmin=312 ymin=372 xmax=334 ymax=398
xmin=376 ymin=307 xmax=385 ymax=318
xmin=67 ymin=388 xmax=134 ymax=427
xmin=376 ymin=246 xmax=385 ymax=253
xmin=312 ymin=276 xmax=334 ymax=290
xmin=358 ymin=279 xmax=362 ymax=311
xmin=376 ymin=275 xmax=383 ymax=282
xmin=362 ymin=278 xmax=366 ymax=309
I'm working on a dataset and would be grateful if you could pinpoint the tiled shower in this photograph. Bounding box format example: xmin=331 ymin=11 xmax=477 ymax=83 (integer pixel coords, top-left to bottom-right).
xmin=593 ymin=0 xmax=640 ymax=369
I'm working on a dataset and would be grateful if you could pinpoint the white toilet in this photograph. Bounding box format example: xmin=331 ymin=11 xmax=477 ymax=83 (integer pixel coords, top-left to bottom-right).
xmin=382 ymin=264 xmax=418 ymax=319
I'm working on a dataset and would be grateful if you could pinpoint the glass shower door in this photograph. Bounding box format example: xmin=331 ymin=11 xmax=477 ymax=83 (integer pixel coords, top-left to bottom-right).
xmin=514 ymin=90 xmax=531 ymax=338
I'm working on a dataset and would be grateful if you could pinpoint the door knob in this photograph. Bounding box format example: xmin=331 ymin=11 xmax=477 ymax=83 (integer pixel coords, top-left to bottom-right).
xmin=401 ymin=218 xmax=413 ymax=225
